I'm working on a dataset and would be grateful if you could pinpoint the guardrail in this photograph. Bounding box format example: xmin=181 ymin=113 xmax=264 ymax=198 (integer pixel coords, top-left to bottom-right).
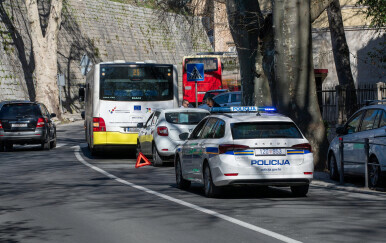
xmin=338 ymin=138 xmax=383 ymax=188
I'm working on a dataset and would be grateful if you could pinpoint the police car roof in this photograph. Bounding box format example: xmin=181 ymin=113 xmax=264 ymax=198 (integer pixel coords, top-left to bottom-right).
xmin=210 ymin=112 xmax=294 ymax=123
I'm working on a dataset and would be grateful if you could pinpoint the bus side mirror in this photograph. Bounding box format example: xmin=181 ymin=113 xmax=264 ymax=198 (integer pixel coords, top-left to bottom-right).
xmin=79 ymin=87 xmax=85 ymax=102
xmin=81 ymin=111 xmax=85 ymax=120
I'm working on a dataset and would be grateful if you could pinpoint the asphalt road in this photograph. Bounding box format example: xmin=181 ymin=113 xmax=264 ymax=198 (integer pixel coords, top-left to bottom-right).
xmin=1 ymin=121 xmax=385 ymax=243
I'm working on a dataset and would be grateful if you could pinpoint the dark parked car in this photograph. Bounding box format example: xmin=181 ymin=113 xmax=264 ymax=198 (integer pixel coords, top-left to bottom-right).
xmin=0 ymin=100 xmax=57 ymax=151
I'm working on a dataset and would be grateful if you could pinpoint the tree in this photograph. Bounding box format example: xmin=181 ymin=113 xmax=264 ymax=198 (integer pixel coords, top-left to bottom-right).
xmin=327 ymin=0 xmax=357 ymax=118
xmin=26 ymin=0 xmax=63 ymax=115
xmin=226 ymin=0 xmax=271 ymax=107
xmin=356 ymin=0 xmax=386 ymax=28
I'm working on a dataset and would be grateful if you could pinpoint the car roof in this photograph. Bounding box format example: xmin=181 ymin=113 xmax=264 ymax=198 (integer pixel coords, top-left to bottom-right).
xmin=158 ymin=108 xmax=210 ymax=113
xmin=209 ymin=112 xmax=294 ymax=123
xmin=359 ymin=104 xmax=386 ymax=111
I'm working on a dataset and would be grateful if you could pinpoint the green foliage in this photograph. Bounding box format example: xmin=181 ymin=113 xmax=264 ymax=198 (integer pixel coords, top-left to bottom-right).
xmin=356 ymin=0 xmax=386 ymax=28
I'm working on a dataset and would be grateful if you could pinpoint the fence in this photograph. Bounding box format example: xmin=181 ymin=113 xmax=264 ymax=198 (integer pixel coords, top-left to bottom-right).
xmin=318 ymin=82 xmax=386 ymax=125
xmin=338 ymin=138 xmax=383 ymax=189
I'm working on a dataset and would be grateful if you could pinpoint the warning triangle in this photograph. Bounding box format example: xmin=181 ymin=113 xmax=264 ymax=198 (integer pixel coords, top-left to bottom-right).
xmin=135 ymin=152 xmax=152 ymax=168
xmin=189 ymin=66 xmax=203 ymax=80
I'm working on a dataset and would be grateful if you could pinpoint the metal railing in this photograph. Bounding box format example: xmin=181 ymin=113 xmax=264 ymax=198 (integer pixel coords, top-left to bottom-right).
xmin=338 ymin=138 xmax=383 ymax=188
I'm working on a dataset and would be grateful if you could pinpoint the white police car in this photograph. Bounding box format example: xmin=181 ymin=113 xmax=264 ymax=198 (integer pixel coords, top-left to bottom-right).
xmin=174 ymin=106 xmax=314 ymax=197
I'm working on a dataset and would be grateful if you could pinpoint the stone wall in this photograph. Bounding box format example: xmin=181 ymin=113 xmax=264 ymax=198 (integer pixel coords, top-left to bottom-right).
xmin=0 ymin=0 xmax=212 ymax=112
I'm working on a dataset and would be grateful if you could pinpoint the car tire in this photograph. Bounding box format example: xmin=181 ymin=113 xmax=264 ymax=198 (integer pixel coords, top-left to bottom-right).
xmin=329 ymin=153 xmax=339 ymax=181
xmin=50 ymin=133 xmax=57 ymax=149
xmin=203 ymin=164 xmax=220 ymax=198
xmin=175 ymin=157 xmax=191 ymax=189
xmin=152 ymin=144 xmax=163 ymax=166
xmin=291 ymin=184 xmax=309 ymax=197
xmin=4 ymin=143 xmax=13 ymax=152
xmin=0 ymin=143 xmax=4 ymax=152
xmin=41 ymin=138 xmax=50 ymax=150
xmin=368 ymin=156 xmax=382 ymax=188
xmin=136 ymin=141 xmax=141 ymax=158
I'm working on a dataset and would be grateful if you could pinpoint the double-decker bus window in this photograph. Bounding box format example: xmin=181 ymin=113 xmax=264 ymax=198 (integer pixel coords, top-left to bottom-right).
xmin=184 ymin=58 xmax=218 ymax=72
xmin=100 ymin=65 xmax=173 ymax=101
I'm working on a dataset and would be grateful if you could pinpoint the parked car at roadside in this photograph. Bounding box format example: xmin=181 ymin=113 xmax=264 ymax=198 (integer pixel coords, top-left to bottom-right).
xmin=328 ymin=101 xmax=386 ymax=187
xmin=0 ymin=100 xmax=57 ymax=151
xmin=213 ymin=91 xmax=242 ymax=107
xmin=137 ymin=108 xmax=210 ymax=166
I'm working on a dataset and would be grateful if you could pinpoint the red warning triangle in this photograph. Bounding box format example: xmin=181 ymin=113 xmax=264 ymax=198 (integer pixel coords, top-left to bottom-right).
xmin=135 ymin=152 xmax=152 ymax=168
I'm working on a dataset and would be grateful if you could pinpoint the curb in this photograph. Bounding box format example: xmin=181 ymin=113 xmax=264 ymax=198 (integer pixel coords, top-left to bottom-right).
xmin=311 ymin=178 xmax=386 ymax=196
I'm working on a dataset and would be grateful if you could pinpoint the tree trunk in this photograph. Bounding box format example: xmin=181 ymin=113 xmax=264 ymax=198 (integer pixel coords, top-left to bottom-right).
xmin=273 ymin=0 xmax=329 ymax=170
xmin=327 ymin=0 xmax=357 ymax=118
xmin=25 ymin=0 xmax=62 ymax=116
xmin=226 ymin=0 xmax=271 ymax=106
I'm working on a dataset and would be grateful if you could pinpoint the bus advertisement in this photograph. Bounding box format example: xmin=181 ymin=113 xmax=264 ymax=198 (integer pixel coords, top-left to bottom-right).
xmin=182 ymin=52 xmax=240 ymax=105
xmin=82 ymin=61 xmax=178 ymax=154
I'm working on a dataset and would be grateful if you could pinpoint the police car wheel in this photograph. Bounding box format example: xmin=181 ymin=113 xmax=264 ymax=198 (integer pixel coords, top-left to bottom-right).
xmin=203 ymin=164 xmax=220 ymax=198
xmin=290 ymin=185 xmax=309 ymax=197
xmin=175 ymin=158 xmax=190 ymax=189
xmin=152 ymin=144 xmax=163 ymax=166
xmin=368 ymin=157 xmax=382 ymax=188
xmin=329 ymin=153 xmax=339 ymax=181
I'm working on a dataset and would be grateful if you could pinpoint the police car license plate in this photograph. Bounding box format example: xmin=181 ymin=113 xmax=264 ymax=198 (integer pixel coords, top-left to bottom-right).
xmin=12 ymin=124 xmax=27 ymax=127
xmin=255 ymin=149 xmax=285 ymax=156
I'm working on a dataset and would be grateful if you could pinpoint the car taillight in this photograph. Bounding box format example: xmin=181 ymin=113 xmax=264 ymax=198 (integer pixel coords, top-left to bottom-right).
xmin=292 ymin=143 xmax=312 ymax=152
xmin=0 ymin=120 xmax=3 ymax=129
xmin=157 ymin=126 xmax=168 ymax=136
xmin=36 ymin=118 xmax=45 ymax=128
xmin=93 ymin=117 xmax=106 ymax=132
xmin=219 ymin=144 xmax=250 ymax=154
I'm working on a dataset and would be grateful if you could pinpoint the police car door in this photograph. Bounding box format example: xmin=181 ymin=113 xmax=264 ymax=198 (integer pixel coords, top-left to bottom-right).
xmin=182 ymin=118 xmax=209 ymax=177
xmin=191 ymin=118 xmax=218 ymax=179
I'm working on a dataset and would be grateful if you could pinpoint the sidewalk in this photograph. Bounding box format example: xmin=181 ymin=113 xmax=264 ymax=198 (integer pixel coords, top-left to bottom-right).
xmin=312 ymin=171 xmax=386 ymax=195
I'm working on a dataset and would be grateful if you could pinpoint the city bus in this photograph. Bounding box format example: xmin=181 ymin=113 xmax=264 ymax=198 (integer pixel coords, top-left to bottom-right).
xmin=182 ymin=52 xmax=240 ymax=105
xmin=81 ymin=60 xmax=178 ymax=154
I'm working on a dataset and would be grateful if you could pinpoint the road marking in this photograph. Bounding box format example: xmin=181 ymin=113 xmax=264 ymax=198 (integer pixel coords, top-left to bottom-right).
xmin=74 ymin=145 xmax=301 ymax=243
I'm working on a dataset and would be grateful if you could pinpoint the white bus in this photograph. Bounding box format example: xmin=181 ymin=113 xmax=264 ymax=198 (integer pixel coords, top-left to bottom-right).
xmin=81 ymin=60 xmax=178 ymax=154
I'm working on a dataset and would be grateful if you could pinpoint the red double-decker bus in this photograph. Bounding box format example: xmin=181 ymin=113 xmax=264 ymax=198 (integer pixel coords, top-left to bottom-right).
xmin=182 ymin=52 xmax=240 ymax=105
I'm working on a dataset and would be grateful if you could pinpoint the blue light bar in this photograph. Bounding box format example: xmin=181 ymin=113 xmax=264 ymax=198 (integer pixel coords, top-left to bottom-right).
xmin=210 ymin=106 xmax=277 ymax=113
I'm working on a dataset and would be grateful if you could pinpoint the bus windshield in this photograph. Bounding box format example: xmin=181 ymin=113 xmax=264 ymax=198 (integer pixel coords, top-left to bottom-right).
xmin=184 ymin=58 xmax=218 ymax=72
xmin=100 ymin=65 xmax=173 ymax=101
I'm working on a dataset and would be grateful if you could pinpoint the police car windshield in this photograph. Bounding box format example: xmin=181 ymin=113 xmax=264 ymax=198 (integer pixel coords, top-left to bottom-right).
xmin=231 ymin=122 xmax=302 ymax=139
xmin=165 ymin=112 xmax=208 ymax=125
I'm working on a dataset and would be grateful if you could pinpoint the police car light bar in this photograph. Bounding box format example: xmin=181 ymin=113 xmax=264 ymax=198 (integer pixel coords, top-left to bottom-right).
xmin=210 ymin=106 xmax=277 ymax=113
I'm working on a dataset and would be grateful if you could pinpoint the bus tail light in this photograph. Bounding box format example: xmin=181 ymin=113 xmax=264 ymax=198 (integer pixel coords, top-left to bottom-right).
xmin=157 ymin=126 xmax=168 ymax=136
xmin=219 ymin=144 xmax=250 ymax=154
xmin=36 ymin=118 xmax=45 ymax=128
xmin=93 ymin=117 xmax=106 ymax=132
xmin=292 ymin=143 xmax=312 ymax=152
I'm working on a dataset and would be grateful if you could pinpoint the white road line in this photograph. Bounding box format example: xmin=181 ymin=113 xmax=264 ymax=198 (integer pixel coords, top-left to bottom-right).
xmin=74 ymin=145 xmax=302 ymax=243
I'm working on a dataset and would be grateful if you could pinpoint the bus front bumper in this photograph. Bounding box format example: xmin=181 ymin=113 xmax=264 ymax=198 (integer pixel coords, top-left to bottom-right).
xmin=93 ymin=132 xmax=138 ymax=146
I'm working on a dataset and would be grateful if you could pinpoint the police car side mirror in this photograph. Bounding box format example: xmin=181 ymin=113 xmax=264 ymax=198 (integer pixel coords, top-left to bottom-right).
xmin=179 ymin=132 xmax=190 ymax=141
xmin=137 ymin=122 xmax=144 ymax=128
xmin=50 ymin=113 xmax=56 ymax=118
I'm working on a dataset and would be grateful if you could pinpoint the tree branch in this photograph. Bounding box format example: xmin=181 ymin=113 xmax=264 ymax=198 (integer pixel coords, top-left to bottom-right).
xmin=25 ymin=0 xmax=43 ymax=45
xmin=310 ymin=0 xmax=334 ymax=22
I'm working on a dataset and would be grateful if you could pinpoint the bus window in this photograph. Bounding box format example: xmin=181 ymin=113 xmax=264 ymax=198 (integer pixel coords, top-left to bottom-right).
xmin=100 ymin=65 xmax=173 ymax=101
xmin=184 ymin=58 xmax=218 ymax=72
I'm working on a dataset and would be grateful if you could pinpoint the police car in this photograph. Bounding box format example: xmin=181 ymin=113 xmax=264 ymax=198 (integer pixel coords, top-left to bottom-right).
xmin=174 ymin=106 xmax=314 ymax=197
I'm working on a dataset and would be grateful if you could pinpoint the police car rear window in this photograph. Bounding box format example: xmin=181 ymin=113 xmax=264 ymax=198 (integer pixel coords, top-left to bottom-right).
xmin=0 ymin=104 xmax=41 ymax=118
xmin=165 ymin=112 xmax=209 ymax=125
xmin=231 ymin=122 xmax=303 ymax=139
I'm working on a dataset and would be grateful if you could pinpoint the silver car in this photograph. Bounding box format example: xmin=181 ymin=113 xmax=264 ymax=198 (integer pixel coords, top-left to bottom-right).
xmin=213 ymin=91 xmax=242 ymax=107
xmin=137 ymin=108 xmax=210 ymax=165
xmin=328 ymin=102 xmax=386 ymax=187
